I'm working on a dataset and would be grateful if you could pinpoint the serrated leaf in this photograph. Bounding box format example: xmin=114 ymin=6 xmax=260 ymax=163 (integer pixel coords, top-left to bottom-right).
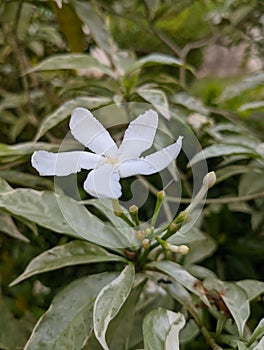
xmin=143 ymin=308 xmax=185 ymax=350
xmin=24 ymin=272 xmax=118 ymax=350
xmin=10 ymin=240 xmax=125 ymax=286
xmin=236 ymin=280 xmax=264 ymax=301
xmin=93 ymin=264 xmax=135 ymax=350
xmin=126 ymin=53 xmax=186 ymax=75
xmin=29 ymin=54 xmax=116 ymax=78
xmin=35 ymin=96 xmax=111 ymax=140
xmin=188 ymin=144 xmax=258 ymax=167
xmin=147 ymin=261 xmax=209 ymax=306
xmin=0 ymin=188 xmax=138 ymax=248
xmin=137 ymin=85 xmax=170 ymax=119
xmin=0 ymin=211 xmax=29 ymax=242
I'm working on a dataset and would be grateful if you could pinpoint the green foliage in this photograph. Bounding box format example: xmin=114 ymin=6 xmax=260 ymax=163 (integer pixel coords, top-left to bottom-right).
xmin=0 ymin=0 xmax=263 ymax=349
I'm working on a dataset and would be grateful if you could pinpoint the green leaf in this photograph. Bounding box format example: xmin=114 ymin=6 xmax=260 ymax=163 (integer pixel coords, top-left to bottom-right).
xmin=188 ymin=144 xmax=258 ymax=167
xmin=93 ymin=264 xmax=135 ymax=350
xmin=147 ymin=261 xmax=210 ymax=306
xmin=219 ymin=72 xmax=264 ymax=102
xmin=0 ymin=188 xmax=139 ymax=248
xmin=236 ymin=280 xmax=264 ymax=301
xmin=204 ymin=278 xmax=250 ymax=336
xmin=24 ymin=272 xmax=118 ymax=350
xmin=72 ymin=1 xmax=117 ymax=56
xmin=106 ymin=280 xmax=145 ymax=350
xmin=0 ymin=211 xmax=29 ymax=242
xmin=247 ymin=318 xmax=264 ymax=347
xmin=0 ymin=170 xmax=53 ymax=189
xmin=168 ymin=226 xmax=206 ymax=245
xmin=252 ymin=336 xmax=264 ymax=350
xmin=137 ymin=85 xmax=170 ymax=119
xmin=126 ymin=53 xmax=186 ymax=75
xmin=0 ymin=142 xmax=57 ymax=158
xmin=238 ymin=101 xmax=264 ymax=113
xmin=215 ymin=165 xmax=261 ymax=184
xmin=29 ymin=54 xmax=116 ymax=78
xmin=143 ymin=308 xmax=185 ymax=350
xmin=183 ymin=235 xmax=217 ymax=265
xmin=0 ymin=178 xmax=12 ymax=192
xmin=172 ymin=92 xmax=208 ymax=115
xmin=239 ymin=171 xmax=264 ymax=196
xmin=35 ymin=96 xmax=111 ymax=140
xmin=10 ymin=240 xmax=125 ymax=286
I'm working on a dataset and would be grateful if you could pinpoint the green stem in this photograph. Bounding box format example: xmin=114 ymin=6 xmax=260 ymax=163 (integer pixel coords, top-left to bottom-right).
xmin=112 ymin=199 xmax=135 ymax=227
xmin=151 ymin=191 xmax=165 ymax=227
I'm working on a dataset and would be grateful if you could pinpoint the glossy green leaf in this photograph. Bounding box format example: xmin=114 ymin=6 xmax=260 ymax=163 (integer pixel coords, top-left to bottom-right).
xmin=188 ymin=144 xmax=258 ymax=167
xmin=72 ymin=1 xmax=116 ymax=56
xmin=143 ymin=308 xmax=185 ymax=350
xmin=0 ymin=211 xmax=29 ymax=242
xmin=29 ymin=54 xmax=116 ymax=78
xmin=0 ymin=188 xmax=138 ymax=248
xmin=126 ymin=53 xmax=185 ymax=75
xmin=168 ymin=226 xmax=205 ymax=245
xmin=93 ymin=264 xmax=135 ymax=350
xmin=0 ymin=178 xmax=12 ymax=192
xmin=35 ymin=96 xmax=111 ymax=140
xmin=10 ymin=240 xmax=125 ymax=286
xmin=24 ymin=272 xmax=118 ymax=350
xmin=137 ymin=85 xmax=170 ymax=119
xmin=147 ymin=261 xmax=210 ymax=306
xmin=236 ymin=280 xmax=264 ymax=301
xmin=0 ymin=170 xmax=53 ymax=189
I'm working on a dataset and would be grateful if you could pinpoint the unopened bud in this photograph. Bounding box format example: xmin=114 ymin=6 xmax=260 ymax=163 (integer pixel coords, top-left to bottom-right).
xmin=166 ymin=242 xmax=189 ymax=255
xmin=145 ymin=227 xmax=154 ymax=236
xmin=157 ymin=190 xmax=165 ymax=200
xmin=142 ymin=238 xmax=151 ymax=249
xmin=203 ymin=171 xmax=216 ymax=189
xmin=129 ymin=205 xmax=138 ymax=214
xmin=136 ymin=230 xmax=145 ymax=240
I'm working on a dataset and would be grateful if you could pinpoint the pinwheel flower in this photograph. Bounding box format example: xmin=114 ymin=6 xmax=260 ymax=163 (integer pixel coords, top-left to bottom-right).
xmin=32 ymin=108 xmax=183 ymax=199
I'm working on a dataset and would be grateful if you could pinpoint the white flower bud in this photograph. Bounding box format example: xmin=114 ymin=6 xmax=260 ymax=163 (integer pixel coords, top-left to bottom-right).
xmin=202 ymin=171 xmax=216 ymax=189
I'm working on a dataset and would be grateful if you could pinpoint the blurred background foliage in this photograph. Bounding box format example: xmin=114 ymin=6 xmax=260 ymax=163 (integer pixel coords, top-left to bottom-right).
xmin=0 ymin=0 xmax=263 ymax=348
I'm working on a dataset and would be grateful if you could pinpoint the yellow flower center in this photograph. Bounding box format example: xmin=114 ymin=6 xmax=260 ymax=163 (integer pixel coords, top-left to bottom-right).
xmin=106 ymin=157 xmax=119 ymax=166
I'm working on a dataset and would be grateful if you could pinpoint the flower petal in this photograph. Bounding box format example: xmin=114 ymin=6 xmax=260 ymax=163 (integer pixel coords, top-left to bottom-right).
xmin=32 ymin=150 xmax=103 ymax=176
xmin=118 ymin=109 xmax=158 ymax=160
xmin=117 ymin=136 xmax=183 ymax=177
xmin=70 ymin=108 xmax=118 ymax=156
xmin=84 ymin=164 xmax=122 ymax=199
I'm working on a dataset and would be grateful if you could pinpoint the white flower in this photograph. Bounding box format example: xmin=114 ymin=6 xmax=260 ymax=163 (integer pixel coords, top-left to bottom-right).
xmin=32 ymin=108 xmax=183 ymax=199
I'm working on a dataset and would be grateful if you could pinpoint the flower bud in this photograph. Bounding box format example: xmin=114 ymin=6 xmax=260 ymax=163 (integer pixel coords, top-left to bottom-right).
xmin=145 ymin=227 xmax=153 ymax=236
xmin=142 ymin=238 xmax=151 ymax=249
xmin=203 ymin=171 xmax=216 ymax=189
xmin=166 ymin=242 xmax=189 ymax=255
xmin=129 ymin=205 xmax=138 ymax=214
xmin=136 ymin=230 xmax=145 ymax=241
xmin=157 ymin=190 xmax=165 ymax=200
